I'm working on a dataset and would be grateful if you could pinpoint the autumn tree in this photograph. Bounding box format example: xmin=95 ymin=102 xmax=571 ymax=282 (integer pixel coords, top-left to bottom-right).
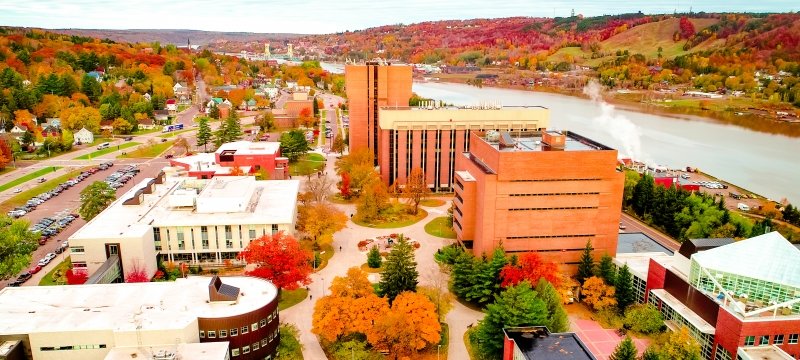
xmin=0 ymin=139 xmax=12 ymax=169
xmin=65 ymin=268 xmax=88 ymax=285
xmin=615 ymin=263 xmax=635 ymax=312
xmin=338 ymin=171 xmax=352 ymax=199
xmin=402 ymin=167 xmax=430 ymax=215
xmin=125 ymin=261 xmax=150 ymax=282
xmin=331 ymin=135 xmax=345 ymax=154
xmin=582 ymin=276 xmax=617 ymax=311
xmin=500 ymin=252 xmax=561 ymax=288
xmin=296 ymin=202 xmax=347 ymax=246
xmin=238 ymin=231 xmax=312 ymax=290
xmin=378 ymin=235 xmax=419 ymax=302
xmin=355 ymin=179 xmax=390 ymax=222
xmin=173 ymin=136 xmax=190 ymax=155
xmin=659 ymin=326 xmax=702 ymax=360
xmin=312 ymin=267 xmax=390 ymax=341
xmin=305 ymin=175 xmax=334 ymax=203
xmin=79 ymin=181 xmax=116 ymax=221
xmin=609 ymin=336 xmax=638 ymax=360
xmin=256 ymin=111 xmax=276 ymax=132
xmin=576 ymin=240 xmax=595 ymax=285
xmin=472 ymin=281 xmax=548 ymax=357
xmin=112 ymin=117 xmax=132 ymax=134
xmin=369 ymin=291 xmax=442 ymax=357
xmin=335 ymin=148 xmax=376 ymax=195
xmin=298 ymin=107 xmax=314 ymax=128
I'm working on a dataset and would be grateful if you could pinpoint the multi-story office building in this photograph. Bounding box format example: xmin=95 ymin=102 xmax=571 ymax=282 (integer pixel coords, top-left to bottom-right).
xmin=453 ymin=130 xmax=624 ymax=271
xmin=616 ymin=232 xmax=800 ymax=360
xmin=345 ymin=61 xmax=413 ymax=163
xmin=0 ymin=276 xmax=280 ymax=360
xmin=377 ymin=106 xmax=549 ymax=191
xmin=68 ymin=172 xmax=299 ymax=282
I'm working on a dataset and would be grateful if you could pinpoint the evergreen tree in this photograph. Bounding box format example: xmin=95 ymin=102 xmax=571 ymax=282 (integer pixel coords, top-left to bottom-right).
xmin=615 ymin=264 xmax=635 ymax=312
xmin=609 ymin=337 xmax=638 ymax=360
xmin=208 ymin=103 xmax=220 ymax=119
xmin=473 ymin=281 xmax=548 ymax=357
xmin=213 ymin=120 xmax=228 ymax=147
xmin=473 ymin=247 xmax=508 ymax=306
xmin=196 ymin=116 xmax=212 ymax=152
xmin=597 ymin=253 xmax=616 ymax=285
xmin=535 ymin=279 xmax=569 ymax=332
xmin=450 ymin=250 xmax=477 ymax=300
xmin=640 ymin=347 xmax=660 ymax=360
xmin=576 ymin=240 xmax=595 ymax=285
xmin=632 ymin=174 xmax=655 ymax=216
xmin=224 ymin=111 xmax=243 ymax=141
xmin=81 ymin=74 xmax=101 ymax=102
xmin=367 ymin=245 xmax=382 ymax=268
xmin=378 ymin=235 xmax=418 ymax=303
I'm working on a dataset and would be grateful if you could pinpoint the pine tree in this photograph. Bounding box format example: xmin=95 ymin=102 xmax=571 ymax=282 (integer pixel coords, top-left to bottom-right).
xmin=378 ymin=235 xmax=418 ymax=303
xmin=576 ymin=240 xmax=595 ymax=285
xmin=196 ymin=117 xmax=212 ymax=152
xmin=640 ymin=347 xmax=660 ymax=360
xmin=367 ymin=245 xmax=382 ymax=268
xmin=209 ymin=103 xmax=220 ymax=119
xmin=535 ymin=278 xmax=569 ymax=332
xmin=224 ymin=111 xmax=243 ymax=141
xmin=473 ymin=247 xmax=508 ymax=306
xmin=450 ymin=250 xmax=477 ymax=300
xmin=597 ymin=253 xmax=616 ymax=285
xmin=610 ymin=337 xmax=638 ymax=360
xmin=615 ymin=264 xmax=635 ymax=312
xmin=473 ymin=281 xmax=548 ymax=357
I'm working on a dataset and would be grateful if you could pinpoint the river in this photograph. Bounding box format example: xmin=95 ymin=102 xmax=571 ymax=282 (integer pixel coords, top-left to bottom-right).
xmin=410 ymin=81 xmax=800 ymax=203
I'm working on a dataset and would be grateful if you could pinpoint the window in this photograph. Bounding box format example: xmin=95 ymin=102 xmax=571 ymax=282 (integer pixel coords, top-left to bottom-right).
xmin=199 ymin=330 xmax=205 ymax=338
xmin=70 ymin=246 xmax=85 ymax=253
xmin=268 ymin=313 xmax=273 ymax=322
xmin=269 ymin=332 xmax=274 ymax=341
xmin=260 ymin=319 xmax=267 ymax=328
xmin=241 ymin=326 xmax=248 ymax=335
xmin=253 ymin=342 xmax=259 ymax=351
xmin=231 ymin=348 xmax=239 ymax=357
xmin=220 ymin=330 xmax=227 ymax=338
xmin=774 ymin=334 xmax=784 ymax=345
xmin=262 ymin=339 xmax=268 ymax=347
xmin=153 ymin=227 xmax=161 ymax=242
xmin=759 ymin=335 xmax=769 ymax=346
xmin=272 ymin=224 xmax=278 ymax=234
xmin=242 ymin=345 xmax=250 ymax=354
xmin=72 ymin=261 xmax=87 ymax=268
xmin=177 ymin=228 xmax=185 ymax=250
xmin=744 ymin=336 xmax=755 ymax=346
xmin=231 ymin=328 xmax=238 ymax=337
xmin=225 ymin=225 xmax=232 ymax=240
xmin=249 ymin=225 xmax=256 ymax=239
xmin=789 ymin=333 xmax=799 ymax=344
xmin=208 ymin=330 xmax=216 ymax=339
xmin=252 ymin=322 xmax=258 ymax=332
xmin=201 ymin=226 xmax=209 ymax=249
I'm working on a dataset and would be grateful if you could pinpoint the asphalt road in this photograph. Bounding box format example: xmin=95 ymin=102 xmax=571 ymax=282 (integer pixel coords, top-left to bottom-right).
xmin=620 ymin=212 xmax=680 ymax=251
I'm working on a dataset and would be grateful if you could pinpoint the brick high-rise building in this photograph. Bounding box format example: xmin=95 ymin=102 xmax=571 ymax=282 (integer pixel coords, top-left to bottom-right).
xmin=453 ymin=130 xmax=624 ymax=272
xmin=345 ymin=62 xmax=413 ymax=164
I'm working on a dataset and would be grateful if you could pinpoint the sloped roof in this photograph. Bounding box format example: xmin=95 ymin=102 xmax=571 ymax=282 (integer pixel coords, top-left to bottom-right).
xmin=692 ymin=232 xmax=800 ymax=288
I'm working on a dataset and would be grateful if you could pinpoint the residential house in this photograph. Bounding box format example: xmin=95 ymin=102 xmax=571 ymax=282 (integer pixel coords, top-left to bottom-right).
xmin=137 ymin=117 xmax=157 ymax=130
xmin=74 ymin=128 xmax=94 ymax=144
xmin=100 ymin=120 xmax=113 ymax=132
xmin=218 ymin=102 xmax=232 ymax=119
xmin=166 ymin=99 xmax=178 ymax=112
xmin=44 ymin=118 xmax=61 ymax=128
xmin=41 ymin=125 xmax=61 ymax=138
xmin=86 ymin=71 xmax=104 ymax=82
xmin=9 ymin=125 xmax=26 ymax=140
xmin=143 ymin=93 xmax=152 ymax=102
xmin=154 ymin=110 xmax=170 ymax=123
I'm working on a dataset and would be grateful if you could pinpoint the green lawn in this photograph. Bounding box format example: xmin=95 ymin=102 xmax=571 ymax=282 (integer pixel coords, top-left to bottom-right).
xmin=425 ymin=217 xmax=457 ymax=239
xmin=420 ymin=198 xmax=447 ymax=207
xmin=353 ymin=207 xmax=429 ymax=229
xmin=0 ymin=167 xmax=62 ymax=193
xmin=73 ymin=142 xmax=140 ymax=160
xmin=118 ymin=141 xmax=174 ymax=159
xmin=289 ymin=153 xmax=326 ymax=176
xmin=278 ymin=288 xmax=309 ymax=311
xmin=39 ymin=257 xmax=71 ymax=286
xmin=0 ymin=169 xmax=86 ymax=213
xmin=158 ymin=128 xmax=194 ymax=138
xmin=360 ymin=262 xmax=383 ymax=273
xmin=132 ymin=127 xmax=162 ymax=135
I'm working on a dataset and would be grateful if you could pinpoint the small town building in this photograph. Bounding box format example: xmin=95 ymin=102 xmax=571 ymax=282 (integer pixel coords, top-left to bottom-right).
xmin=503 ymin=327 xmax=596 ymax=360
xmin=74 ymin=127 xmax=95 ymax=144
xmin=170 ymin=141 xmax=289 ymax=180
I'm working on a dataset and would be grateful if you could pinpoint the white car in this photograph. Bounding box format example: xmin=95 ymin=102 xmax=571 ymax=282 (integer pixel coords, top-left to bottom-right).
xmin=38 ymin=258 xmax=51 ymax=267
xmin=13 ymin=188 xmax=21 ymax=193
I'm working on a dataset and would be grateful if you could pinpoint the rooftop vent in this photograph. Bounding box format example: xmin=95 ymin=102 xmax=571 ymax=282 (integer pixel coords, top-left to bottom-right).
xmin=542 ymin=131 xmax=566 ymax=149
xmin=499 ymin=132 xmax=516 ymax=149
xmin=208 ymin=275 xmax=240 ymax=302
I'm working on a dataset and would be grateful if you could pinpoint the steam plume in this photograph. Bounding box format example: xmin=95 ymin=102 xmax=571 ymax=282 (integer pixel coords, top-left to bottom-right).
xmin=582 ymin=81 xmax=647 ymax=163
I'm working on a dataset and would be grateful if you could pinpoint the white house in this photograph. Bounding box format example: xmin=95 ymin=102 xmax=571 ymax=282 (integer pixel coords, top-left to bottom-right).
xmin=172 ymin=83 xmax=184 ymax=93
xmin=74 ymin=127 xmax=95 ymax=144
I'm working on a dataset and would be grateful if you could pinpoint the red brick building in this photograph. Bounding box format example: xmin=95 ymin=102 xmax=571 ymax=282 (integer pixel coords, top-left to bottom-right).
xmin=636 ymin=232 xmax=800 ymax=360
xmin=453 ymin=130 xmax=624 ymax=272
xmin=170 ymin=141 xmax=289 ymax=179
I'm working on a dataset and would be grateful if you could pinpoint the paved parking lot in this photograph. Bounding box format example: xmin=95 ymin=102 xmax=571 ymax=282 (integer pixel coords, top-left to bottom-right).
xmin=0 ymin=158 xmax=169 ymax=289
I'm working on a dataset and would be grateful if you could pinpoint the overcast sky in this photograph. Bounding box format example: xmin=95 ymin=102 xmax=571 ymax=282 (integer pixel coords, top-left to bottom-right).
xmin=0 ymin=0 xmax=795 ymax=34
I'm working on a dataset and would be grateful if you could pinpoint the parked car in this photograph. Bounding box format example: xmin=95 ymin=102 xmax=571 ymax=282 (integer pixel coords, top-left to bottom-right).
xmin=29 ymin=265 xmax=42 ymax=274
xmin=16 ymin=272 xmax=32 ymax=283
xmin=124 ymin=136 xmax=133 ymax=141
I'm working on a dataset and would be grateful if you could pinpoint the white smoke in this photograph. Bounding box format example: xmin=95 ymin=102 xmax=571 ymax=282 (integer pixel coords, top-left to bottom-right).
xmin=582 ymin=81 xmax=648 ymax=163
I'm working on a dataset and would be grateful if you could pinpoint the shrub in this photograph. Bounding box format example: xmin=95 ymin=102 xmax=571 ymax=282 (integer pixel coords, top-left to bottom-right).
xmin=623 ymin=304 xmax=664 ymax=334
xmin=434 ymin=244 xmax=463 ymax=265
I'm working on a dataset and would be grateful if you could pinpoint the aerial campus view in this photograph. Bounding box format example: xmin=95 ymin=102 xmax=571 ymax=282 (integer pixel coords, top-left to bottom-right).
xmin=0 ymin=1 xmax=799 ymax=360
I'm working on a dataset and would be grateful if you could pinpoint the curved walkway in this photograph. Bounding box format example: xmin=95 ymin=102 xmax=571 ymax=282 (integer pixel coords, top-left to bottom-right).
xmin=280 ymin=152 xmax=481 ymax=359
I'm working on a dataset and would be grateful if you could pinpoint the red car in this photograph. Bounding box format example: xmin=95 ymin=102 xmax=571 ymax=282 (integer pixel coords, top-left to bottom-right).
xmin=29 ymin=265 xmax=42 ymax=274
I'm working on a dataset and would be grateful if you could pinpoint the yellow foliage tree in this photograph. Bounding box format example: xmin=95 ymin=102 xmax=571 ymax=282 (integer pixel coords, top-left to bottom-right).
xmin=582 ymin=276 xmax=617 ymax=311
xmin=296 ymin=202 xmax=347 ymax=245
xmin=660 ymin=326 xmax=702 ymax=360
xmin=368 ymin=291 xmax=442 ymax=357
xmin=312 ymin=267 xmax=390 ymax=342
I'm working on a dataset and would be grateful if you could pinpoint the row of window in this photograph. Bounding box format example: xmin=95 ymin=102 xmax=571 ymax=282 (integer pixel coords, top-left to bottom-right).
xmin=506 ymin=234 xmax=594 ymax=240
xmin=508 ymin=192 xmax=600 ymax=197
xmin=40 ymin=344 xmax=107 ymax=351
xmin=155 ymin=225 xmax=280 ymax=251
xmin=509 ymin=178 xmax=602 ymax=182
xmin=508 ymin=206 xmax=598 ymax=211
xmin=200 ymin=311 xmax=278 ymax=340
xmin=744 ymin=333 xmax=799 ymax=346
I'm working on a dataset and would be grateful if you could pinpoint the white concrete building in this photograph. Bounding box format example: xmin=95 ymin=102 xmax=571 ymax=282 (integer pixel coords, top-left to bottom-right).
xmin=68 ymin=172 xmax=300 ymax=281
xmin=0 ymin=276 xmax=280 ymax=360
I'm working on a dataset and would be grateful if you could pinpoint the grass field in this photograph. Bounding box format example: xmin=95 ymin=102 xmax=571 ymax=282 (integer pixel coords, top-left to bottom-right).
xmin=278 ymin=288 xmax=308 ymax=311
xmin=132 ymin=127 xmax=162 ymax=135
xmin=353 ymin=207 xmax=428 ymax=229
xmin=0 ymin=168 xmax=86 ymax=213
xmin=290 ymin=153 xmax=326 ymax=176
xmin=425 ymin=217 xmax=457 ymax=239
xmin=0 ymin=167 xmax=61 ymax=193
xmin=360 ymin=262 xmax=383 ymax=273
xmin=39 ymin=257 xmax=71 ymax=286
xmin=118 ymin=141 xmax=174 ymax=159
xmin=73 ymin=142 xmax=140 ymax=160
xmin=599 ymin=18 xmax=720 ymax=60
xmin=420 ymin=198 xmax=447 ymax=207
xmin=158 ymin=128 xmax=194 ymax=138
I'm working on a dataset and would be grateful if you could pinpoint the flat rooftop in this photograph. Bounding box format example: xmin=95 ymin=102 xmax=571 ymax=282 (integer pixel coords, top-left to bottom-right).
xmin=481 ymin=130 xmax=613 ymax=152
xmin=104 ymin=342 xmax=230 ymax=360
xmin=0 ymin=276 xmax=277 ymax=334
xmin=617 ymin=232 xmax=674 ymax=255
xmin=737 ymin=345 xmax=795 ymax=360
xmin=615 ymin=252 xmax=675 ymax=280
xmin=69 ymin=175 xmax=299 ymax=241
xmin=505 ymin=327 xmax=596 ymax=360
xmin=215 ymin=140 xmax=280 ymax=156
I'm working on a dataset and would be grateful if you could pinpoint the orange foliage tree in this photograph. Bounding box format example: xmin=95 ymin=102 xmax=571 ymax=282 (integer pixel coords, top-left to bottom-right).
xmin=582 ymin=276 xmax=617 ymax=311
xmin=499 ymin=253 xmax=561 ymax=288
xmin=0 ymin=139 xmax=11 ymax=169
xmin=368 ymin=291 xmax=442 ymax=356
xmin=238 ymin=231 xmax=312 ymax=290
xmin=312 ymin=268 xmax=389 ymax=341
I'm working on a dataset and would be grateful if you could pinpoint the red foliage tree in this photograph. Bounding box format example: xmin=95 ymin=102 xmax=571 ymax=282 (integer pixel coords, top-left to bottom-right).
xmin=339 ymin=171 xmax=352 ymax=199
xmin=679 ymin=17 xmax=696 ymax=39
xmin=238 ymin=231 xmax=312 ymax=290
xmin=125 ymin=262 xmax=151 ymax=283
xmin=0 ymin=139 xmax=12 ymax=169
xmin=65 ymin=268 xmax=88 ymax=285
xmin=500 ymin=253 xmax=561 ymax=288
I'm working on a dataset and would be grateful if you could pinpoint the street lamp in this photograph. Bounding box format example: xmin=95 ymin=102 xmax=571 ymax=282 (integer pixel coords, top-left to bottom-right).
xmin=321 ymin=277 xmax=325 ymax=297
xmin=438 ymin=345 xmax=441 ymax=360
